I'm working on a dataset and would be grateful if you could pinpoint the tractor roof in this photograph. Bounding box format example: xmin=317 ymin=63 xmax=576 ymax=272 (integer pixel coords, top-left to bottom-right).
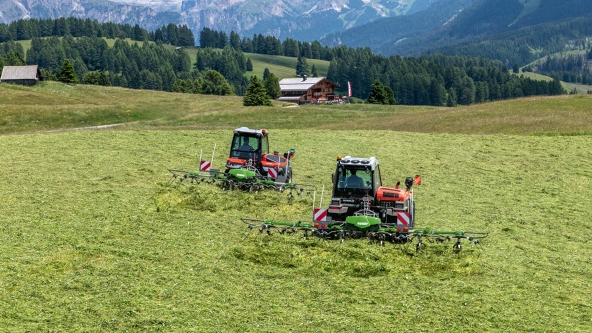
xmin=339 ymin=156 xmax=379 ymax=170
xmin=234 ymin=127 xmax=268 ymax=136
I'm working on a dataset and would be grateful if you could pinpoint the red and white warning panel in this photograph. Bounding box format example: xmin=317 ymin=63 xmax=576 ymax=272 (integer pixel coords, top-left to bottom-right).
xmin=397 ymin=212 xmax=410 ymax=232
xmin=200 ymin=160 xmax=211 ymax=172
xmin=267 ymin=167 xmax=278 ymax=179
xmin=314 ymin=208 xmax=327 ymax=222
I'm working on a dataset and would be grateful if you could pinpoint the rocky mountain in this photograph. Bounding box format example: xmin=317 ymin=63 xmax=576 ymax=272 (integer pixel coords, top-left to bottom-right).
xmin=0 ymin=0 xmax=183 ymax=30
xmin=1 ymin=0 xmax=431 ymax=41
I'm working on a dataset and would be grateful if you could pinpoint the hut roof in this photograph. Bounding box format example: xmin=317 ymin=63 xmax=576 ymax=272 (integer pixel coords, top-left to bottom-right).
xmin=1 ymin=65 xmax=40 ymax=81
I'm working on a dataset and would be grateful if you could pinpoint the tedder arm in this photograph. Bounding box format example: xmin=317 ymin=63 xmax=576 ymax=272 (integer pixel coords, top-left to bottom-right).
xmin=241 ymin=217 xmax=488 ymax=253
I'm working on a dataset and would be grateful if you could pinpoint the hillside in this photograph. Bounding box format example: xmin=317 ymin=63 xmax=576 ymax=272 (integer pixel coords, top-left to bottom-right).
xmin=0 ymin=82 xmax=591 ymax=331
xmin=321 ymin=0 xmax=477 ymax=53
xmin=1 ymin=81 xmax=592 ymax=135
xmin=160 ymin=44 xmax=331 ymax=80
xmin=324 ymin=0 xmax=592 ymax=64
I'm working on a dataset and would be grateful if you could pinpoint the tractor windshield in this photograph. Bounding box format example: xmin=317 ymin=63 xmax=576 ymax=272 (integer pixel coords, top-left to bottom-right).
xmin=335 ymin=166 xmax=374 ymax=195
xmin=230 ymin=134 xmax=260 ymax=160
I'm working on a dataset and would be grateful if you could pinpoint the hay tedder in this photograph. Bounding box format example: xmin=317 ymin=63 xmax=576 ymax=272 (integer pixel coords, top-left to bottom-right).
xmin=243 ymin=156 xmax=488 ymax=252
xmin=168 ymin=127 xmax=314 ymax=194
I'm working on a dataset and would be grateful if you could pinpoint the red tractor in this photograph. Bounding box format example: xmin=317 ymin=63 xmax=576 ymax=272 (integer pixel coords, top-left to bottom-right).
xmin=224 ymin=127 xmax=294 ymax=183
xmin=327 ymin=155 xmax=420 ymax=229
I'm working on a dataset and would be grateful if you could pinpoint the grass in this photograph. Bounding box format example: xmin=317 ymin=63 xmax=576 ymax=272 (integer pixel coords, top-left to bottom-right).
xmin=519 ymin=71 xmax=585 ymax=93
xmin=2 ymin=81 xmax=592 ymax=136
xmin=0 ymin=127 xmax=590 ymax=332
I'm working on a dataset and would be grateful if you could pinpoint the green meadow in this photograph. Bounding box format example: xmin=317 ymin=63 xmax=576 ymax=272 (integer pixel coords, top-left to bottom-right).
xmin=0 ymin=82 xmax=591 ymax=332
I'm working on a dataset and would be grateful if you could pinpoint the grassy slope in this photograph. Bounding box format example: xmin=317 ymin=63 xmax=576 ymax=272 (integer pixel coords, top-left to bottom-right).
xmin=2 ymin=81 xmax=592 ymax=135
xmin=0 ymin=129 xmax=590 ymax=332
xmin=0 ymin=82 xmax=591 ymax=332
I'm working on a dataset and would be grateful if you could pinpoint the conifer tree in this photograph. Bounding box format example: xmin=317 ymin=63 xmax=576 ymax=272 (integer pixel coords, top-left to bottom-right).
xmin=295 ymin=55 xmax=309 ymax=76
xmin=243 ymin=75 xmax=271 ymax=106
xmin=56 ymin=58 xmax=79 ymax=83
xmin=446 ymin=88 xmax=457 ymax=107
xmin=311 ymin=64 xmax=318 ymax=77
xmin=263 ymin=73 xmax=281 ymax=100
xmin=384 ymin=85 xmax=396 ymax=105
xmin=263 ymin=68 xmax=270 ymax=80
xmin=246 ymin=58 xmax=253 ymax=71
xmin=201 ymin=70 xmax=233 ymax=95
xmin=367 ymin=80 xmax=388 ymax=104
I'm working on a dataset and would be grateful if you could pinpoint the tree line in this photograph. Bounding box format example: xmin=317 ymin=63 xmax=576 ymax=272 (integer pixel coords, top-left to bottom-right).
xmin=326 ymin=48 xmax=564 ymax=105
xmin=1 ymin=23 xmax=566 ymax=105
xmin=199 ymin=28 xmax=334 ymax=60
xmin=0 ymin=17 xmax=194 ymax=46
xmin=199 ymin=28 xmax=565 ymax=105
xmin=530 ymin=50 xmax=592 ymax=85
xmin=432 ymin=16 xmax=592 ymax=68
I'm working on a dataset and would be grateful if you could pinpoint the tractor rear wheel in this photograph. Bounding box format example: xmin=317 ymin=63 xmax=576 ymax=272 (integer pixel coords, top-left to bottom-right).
xmin=287 ymin=168 xmax=293 ymax=183
xmin=406 ymin=198 xmax=415 ymax=229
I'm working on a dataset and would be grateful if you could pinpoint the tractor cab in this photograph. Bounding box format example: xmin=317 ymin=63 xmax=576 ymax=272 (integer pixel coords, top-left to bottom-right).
xmin=226 ymin=127 xmax=269 ymax=170
xmin=333 ymin=156 xmax=382 ymax=197
xmin=329 ymin=156 xmax=382 ymax=221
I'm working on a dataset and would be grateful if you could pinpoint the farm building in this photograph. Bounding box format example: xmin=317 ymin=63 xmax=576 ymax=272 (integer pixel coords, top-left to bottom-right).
xmin=278 ymin=76 xmax=339 ymax=104
xmin=1 ymin=65 xmax=42 ymax=86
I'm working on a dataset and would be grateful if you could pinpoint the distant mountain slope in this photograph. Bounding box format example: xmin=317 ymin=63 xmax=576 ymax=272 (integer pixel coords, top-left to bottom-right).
xmin=512 ymin=0 xmax=592 ymax=28
xmin=407 ymin=0 xmax=592 ymax=66
xmin=429 ymin=16 xmax=592 ymax=66
xmin=323 ymin=0 xmax=592 ymax=59
xmin=320 ymin=0 xmax=477 ymax=54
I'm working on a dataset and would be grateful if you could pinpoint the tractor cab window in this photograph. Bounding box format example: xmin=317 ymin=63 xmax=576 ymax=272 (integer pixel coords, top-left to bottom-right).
xmin=374 ymin=165 xmax=382 ymax=189
xmin=230 ymin=134 xmax=260 ymax=160
xmin=336 ymin=167 xmax=373 ymax=194
xmin=260 ymin=135 xmax=269 ymax=154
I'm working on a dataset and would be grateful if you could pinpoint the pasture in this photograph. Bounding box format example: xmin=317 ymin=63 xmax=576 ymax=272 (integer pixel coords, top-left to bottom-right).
xmin=0 ymin=82 xmax=591 ymax=332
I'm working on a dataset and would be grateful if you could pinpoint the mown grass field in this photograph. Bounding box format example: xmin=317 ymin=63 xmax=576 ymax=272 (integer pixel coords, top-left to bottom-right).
xmin=0 ymin=82 xmax=591 ymax=332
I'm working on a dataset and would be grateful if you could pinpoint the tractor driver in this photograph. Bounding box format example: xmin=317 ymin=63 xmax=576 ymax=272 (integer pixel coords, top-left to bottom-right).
xmin=346 ymin=169 xmax=365 ymax=188
xmin=239 ymin=137 xmax=255 ymax=152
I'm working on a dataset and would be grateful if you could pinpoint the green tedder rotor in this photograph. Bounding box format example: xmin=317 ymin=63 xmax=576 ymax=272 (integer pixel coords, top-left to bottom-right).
xmin=168 ymin=168 xmax=315 ymax=196
xmin=241 ymin=217 xmax=488 ymax=253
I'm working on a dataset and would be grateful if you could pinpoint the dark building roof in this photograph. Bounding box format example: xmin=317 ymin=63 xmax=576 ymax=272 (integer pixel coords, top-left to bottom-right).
xmin=1 ymin=65 xmax=41 ymax=82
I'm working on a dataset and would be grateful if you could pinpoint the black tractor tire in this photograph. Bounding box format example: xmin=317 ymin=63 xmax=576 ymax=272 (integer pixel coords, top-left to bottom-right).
xmin=409 ymin=198 xmax=415 ymax=229
xmin=287 ymin=168 xmax=293 ymax=183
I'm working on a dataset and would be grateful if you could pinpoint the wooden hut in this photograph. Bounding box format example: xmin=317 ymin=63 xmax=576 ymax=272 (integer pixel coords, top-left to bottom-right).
xmin=1 ymin=65 xmax=42 ymax=86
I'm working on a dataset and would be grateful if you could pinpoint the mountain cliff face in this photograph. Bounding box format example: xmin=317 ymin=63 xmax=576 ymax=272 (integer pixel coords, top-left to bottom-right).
xmin=0 ymin=0 xmax=183 ymax=30
xmin=0 ymin=0 xmax=423 ymax=41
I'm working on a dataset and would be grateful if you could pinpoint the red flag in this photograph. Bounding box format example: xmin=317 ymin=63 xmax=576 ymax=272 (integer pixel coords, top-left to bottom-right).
xmin=348 ymin=81 xmax=352 ymax=97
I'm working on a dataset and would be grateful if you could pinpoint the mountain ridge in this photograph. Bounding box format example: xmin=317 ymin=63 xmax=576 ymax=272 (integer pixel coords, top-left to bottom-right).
xmin=0 ymin=0 xmax=425 ymax=41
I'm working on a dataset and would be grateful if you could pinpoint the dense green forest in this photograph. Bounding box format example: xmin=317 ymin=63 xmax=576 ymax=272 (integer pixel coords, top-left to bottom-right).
xmin=1 ymin=19 xmax=566 ymax=103
xmin=198 ymin=28 xmax=566 ymax=103
xmin=529 ymin=50 xmax=592 ymax=85
xmin=0 ymin=17 xmax=194 ymax=46
xmin=199 ymin=28 xmax=334 ymax=61
xmin=431 ymin=16 xmax=592 ymax=67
